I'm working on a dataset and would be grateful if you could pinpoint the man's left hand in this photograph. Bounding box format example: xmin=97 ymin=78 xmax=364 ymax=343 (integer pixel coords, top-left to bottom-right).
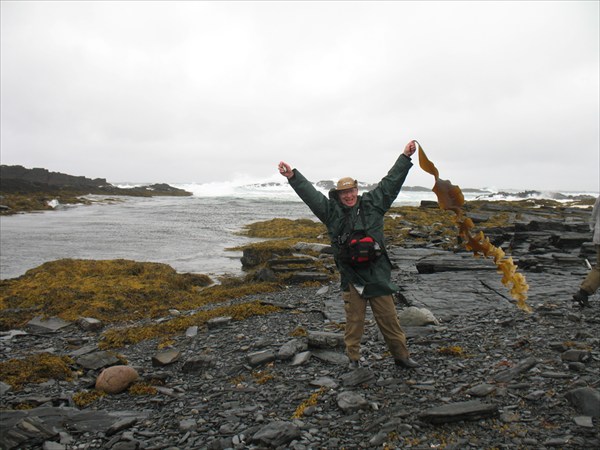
xmin=403 ymin=140 xmax=416 ymax=157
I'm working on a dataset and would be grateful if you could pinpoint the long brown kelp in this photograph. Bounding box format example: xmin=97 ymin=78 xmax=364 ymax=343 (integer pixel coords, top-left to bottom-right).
xmin=416 ymin=141 xmax=530 ymax=312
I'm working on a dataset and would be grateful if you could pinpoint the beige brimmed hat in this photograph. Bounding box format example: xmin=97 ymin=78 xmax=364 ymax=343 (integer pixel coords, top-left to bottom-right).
xmin=335 ymin=177 xmax=358 ymax=191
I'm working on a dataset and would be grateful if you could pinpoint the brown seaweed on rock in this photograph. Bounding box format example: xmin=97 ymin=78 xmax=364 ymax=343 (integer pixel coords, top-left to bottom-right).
xmin=0 ymin=259 xmax=279 ymax=331
xmin=416 ymin=142 xmax=530 ymax=312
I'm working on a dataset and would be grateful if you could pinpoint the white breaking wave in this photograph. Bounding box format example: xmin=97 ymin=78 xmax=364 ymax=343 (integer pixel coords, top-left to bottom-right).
xmin=173 ymin=174 xmax=325 ymax=200
xmin=113 ymin=176 xmax=598 ymax=205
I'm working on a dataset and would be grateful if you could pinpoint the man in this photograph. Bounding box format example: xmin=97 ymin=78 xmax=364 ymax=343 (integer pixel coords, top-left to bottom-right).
xmin=278 ymin=140 xmax=419 ymax=369
xmin=573 ymin=194 xmax=600 ymax=307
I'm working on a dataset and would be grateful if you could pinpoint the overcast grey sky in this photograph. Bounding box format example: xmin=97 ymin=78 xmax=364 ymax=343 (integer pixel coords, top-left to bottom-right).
xmin=1 ymin=1 xmax=598 ymax=191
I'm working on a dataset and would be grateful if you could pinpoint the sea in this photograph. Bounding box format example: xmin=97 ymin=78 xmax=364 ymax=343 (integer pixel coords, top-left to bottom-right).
xmin=0 ymin=179 xmax=597 ymax=280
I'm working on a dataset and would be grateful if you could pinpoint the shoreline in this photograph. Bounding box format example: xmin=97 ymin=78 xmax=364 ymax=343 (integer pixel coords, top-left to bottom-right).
xmin=1 ymin=198 xmax=599 ymax=449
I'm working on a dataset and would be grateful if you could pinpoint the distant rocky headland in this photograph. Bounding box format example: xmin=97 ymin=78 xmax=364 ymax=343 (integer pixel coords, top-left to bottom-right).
xmin=0 ymin=165 xmax=192 ymax=214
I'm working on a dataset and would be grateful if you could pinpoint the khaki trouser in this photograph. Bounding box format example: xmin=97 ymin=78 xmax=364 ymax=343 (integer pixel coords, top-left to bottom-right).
xmin=581 ymin=245 xmax=600 ymax=295
xmin=342 ymin=284 xmax=409 ymax=361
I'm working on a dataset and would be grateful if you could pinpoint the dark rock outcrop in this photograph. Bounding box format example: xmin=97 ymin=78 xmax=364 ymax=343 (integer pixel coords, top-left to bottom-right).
xmin=0 ymin=165 xmax=192 ymax=197
xmin=1 ymin=165 xmax=110 ymax=190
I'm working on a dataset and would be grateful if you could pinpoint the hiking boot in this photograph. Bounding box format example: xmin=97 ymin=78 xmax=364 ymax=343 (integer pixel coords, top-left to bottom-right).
xmin=395 ymin=357 xmax=420 ymax=369
xmin=348 ymin=360 xmax=360 ymax=370
xmin=572 ymin=289 xmax=591 ymax=308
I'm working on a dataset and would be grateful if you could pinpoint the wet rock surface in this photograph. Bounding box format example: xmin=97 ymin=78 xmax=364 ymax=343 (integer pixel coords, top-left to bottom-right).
xmin=1 ymin=202 xmax=599 ymax=449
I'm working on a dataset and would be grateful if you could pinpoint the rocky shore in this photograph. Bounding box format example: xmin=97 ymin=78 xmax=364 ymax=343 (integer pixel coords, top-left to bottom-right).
xmin=1 ymin=198 xmax=599 ymax=449
xmin=0 ymin=165 xmax=192 ymax=215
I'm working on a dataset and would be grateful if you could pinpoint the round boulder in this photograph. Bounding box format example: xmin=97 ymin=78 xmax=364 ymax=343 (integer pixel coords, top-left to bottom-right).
xmin=95 ymin=365 xmax=139 ymax=394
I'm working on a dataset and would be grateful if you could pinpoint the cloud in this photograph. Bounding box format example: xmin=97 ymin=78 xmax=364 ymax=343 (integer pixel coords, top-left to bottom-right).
xmin=1 ymin=1 xmax=598 ymax=191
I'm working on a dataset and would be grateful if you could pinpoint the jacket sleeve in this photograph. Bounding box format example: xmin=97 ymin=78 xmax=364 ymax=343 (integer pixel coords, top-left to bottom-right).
xmin=365 ymin=154 xmax=413 ymax=212
xmin=591 ymin=195 xmax=600 ymax=244
xmin=288 ymin=169 xmax=331 ymax=223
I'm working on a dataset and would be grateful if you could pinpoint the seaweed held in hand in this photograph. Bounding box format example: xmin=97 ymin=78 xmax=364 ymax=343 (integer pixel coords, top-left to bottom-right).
xmin=416 ymin=142 xmax=530 ymax=312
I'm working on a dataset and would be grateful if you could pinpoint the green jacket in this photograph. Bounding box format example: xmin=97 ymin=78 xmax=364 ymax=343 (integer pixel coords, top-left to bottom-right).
xmin=288 ymin=154 xmax=413 ymax=298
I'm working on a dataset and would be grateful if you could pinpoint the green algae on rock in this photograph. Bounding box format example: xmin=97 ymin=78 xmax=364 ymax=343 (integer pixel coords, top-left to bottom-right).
xmin=128 ymin=382 xmax=159 ymax=396
xmin=292 ymin=387 xmax=328 ymax=419
xmin=0 ymin=259 xmax=214 ymax=330
xmin=237 ymin=218 xmax=326 ymax=239
xmin=0 ymin=192 xmax=95 ymax=214
xmin=0 ymin=258 xmax=285 ymax=349
xmin=99 ymin=300 xmax=280 ymax=349
xmin=231 ymin=218 xmax=335 ymax=285
xmin=72 ymin=390 xmax=107 ymax=408
xmin=232 ymin=218 xmax=327 ymax=268
xmin=384 ymin=206 xmax=458 ymax=248
xmin=0 ymin=259 xmax=283 ymax=332
xmin=0 ymin=353 xmax=74 ymax=389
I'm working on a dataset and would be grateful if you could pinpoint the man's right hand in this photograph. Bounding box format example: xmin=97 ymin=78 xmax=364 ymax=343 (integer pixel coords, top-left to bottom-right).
xmin=278 ymin=161 xmax=294 ymax=179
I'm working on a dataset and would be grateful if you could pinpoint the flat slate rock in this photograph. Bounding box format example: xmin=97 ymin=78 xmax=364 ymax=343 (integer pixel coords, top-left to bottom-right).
xmin=68 ymin=343 xmax=98 ymax=358
xmin=310 ymin=376 xmax=338 ymax=389
xmin=337 ymin=391 xmax=369 ymax=413
xmin=340 ymin=367 xmax=375 ymax=387
xmin=181 ymin=355 xmax=217 ymax=373
xmin=207 ymin=316 xmax=232 ymax=329
xmin=416 ymin=254 xmax=498 ymax=273
xmin=307 ymin=331 xmax=345 ymax=349
xmin=0 ymin=381 xmax=11 ymax=396
xmin=466 ymin=383 xmax=496 ymax=397
xmin=251 ymin=421 xmax=301 ymax=447
xmin=420 ymin=400 xmax=499 ymax=424
xmin=151 ymin=349 xmax=181 ymax=367
xmin=0 ymin=415 xmax=57 ymax=450
xmin=564 ymin=387 xmax=600 ymax=417
xmin=75 ymin=351 xmax=120 ymax=370
xmin=26 ymin=316 xmax=72 ymax=333
xmin=290 ymin=351 xmax=312 ymax=366
xmin=311 ymin=349 xmax=349 ymax=365
xmin=277 ymin=338 xmax=308 ymax=360
xmin=0 ymin=407 xmax=148 ymax=450
xmin=246 ymin=349 xmax=276 ymax=367
xmin=288 ymin=271 xmax=330 ymax=283
xmin=493 ymin=356 xmax=539 ymax=383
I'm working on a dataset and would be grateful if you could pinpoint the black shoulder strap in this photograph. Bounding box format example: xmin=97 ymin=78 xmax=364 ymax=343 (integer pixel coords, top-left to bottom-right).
xmin=338 ymin=209 xmax=354 ymax=241
xmin=357 ymin=203 xmax=367 ymax=231
xmin=336 ymin=199 xmax=362 ymax=245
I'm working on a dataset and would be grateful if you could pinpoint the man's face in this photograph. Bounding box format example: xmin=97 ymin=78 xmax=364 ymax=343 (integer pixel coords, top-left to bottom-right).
xmin=338 ymin=188 xmax=358 ymax=207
